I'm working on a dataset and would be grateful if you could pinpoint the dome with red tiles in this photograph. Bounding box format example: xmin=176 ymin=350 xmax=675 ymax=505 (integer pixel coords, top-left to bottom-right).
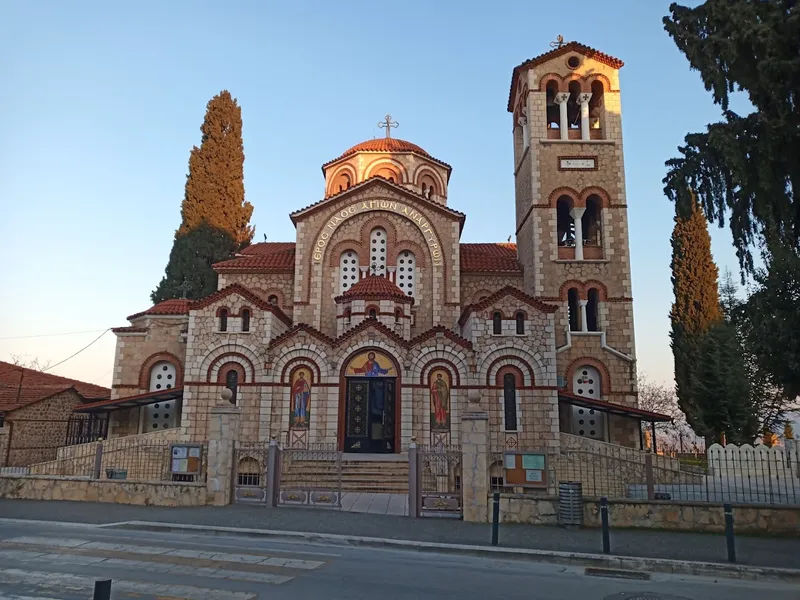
xmin=323 ymin=138 xmax=432 ymax=168
xmin=337 ymin=275 xmax=413 ymax=303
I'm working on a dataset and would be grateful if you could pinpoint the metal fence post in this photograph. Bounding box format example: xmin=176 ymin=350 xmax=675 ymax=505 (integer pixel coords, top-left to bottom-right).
xmin=600 ymin=497 xmax=611 ymax=554
xmin=644 ymin=453 xmax=655 ymax=501
xmin=491 ymin=492 xmax=500 ymax=546
xmin=724 ymin=503 xmax=736 ymax=563
xmin=266 ymin=437 xmax=279 ymax=508
xmin=93 ymin=442 xmax=104 ymax=479
xmin=408 ymin=439 xmax=419 ymax=518
xmin=93 ymin=579 xmax=111 ymax=600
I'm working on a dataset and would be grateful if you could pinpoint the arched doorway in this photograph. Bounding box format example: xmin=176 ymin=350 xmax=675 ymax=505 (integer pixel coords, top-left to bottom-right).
xmin=338 ymin=349 xmax=401 ymax=453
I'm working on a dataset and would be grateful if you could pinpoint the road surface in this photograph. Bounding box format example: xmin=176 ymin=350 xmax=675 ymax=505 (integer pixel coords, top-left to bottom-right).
xmin=0 ymin=520 xmax=795 ymax=599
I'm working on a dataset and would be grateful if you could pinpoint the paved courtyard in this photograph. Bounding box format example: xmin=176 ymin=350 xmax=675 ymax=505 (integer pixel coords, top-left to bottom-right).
xmin=341 ymin=492 xmax=408 ymax=515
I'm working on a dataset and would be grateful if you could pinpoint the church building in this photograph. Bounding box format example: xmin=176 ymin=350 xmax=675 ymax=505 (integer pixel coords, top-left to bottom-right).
xmin=78 ymin=41 xmax=669 ymax=455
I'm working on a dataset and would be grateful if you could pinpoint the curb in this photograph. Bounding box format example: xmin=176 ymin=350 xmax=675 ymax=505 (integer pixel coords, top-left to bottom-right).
xmin=102 ymin=520 xmax=800 ymax=583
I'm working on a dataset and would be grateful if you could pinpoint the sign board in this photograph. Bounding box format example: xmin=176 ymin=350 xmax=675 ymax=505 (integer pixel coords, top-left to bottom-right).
xmin=170 ymin=444 xmax=202 ymax=476
xmin=558 ymin=157 xmax=597 ymax=171
xmin=503 ymin=452 xmax=548 ymax=489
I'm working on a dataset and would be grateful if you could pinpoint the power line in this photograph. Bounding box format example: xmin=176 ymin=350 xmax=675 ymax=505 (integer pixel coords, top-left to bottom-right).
xmin=42 ymin=329 xmax=111 ymax=373
xmin=0 ymin=329 xmax=109 ymax=341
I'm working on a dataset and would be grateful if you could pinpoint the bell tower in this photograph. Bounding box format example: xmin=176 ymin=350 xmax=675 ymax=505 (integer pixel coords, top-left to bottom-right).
xmin=509 ymin=40 xmax=639 ymax=444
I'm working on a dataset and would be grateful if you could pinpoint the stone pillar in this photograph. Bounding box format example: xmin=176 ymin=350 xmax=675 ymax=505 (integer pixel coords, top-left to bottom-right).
xmin=578 ymin=299 xmax=589 ymax=332
xmin=570 ymin=206 xmax=586 ymax=260
xmin=461 ymin=390 xmax=489 ymax=523
xmin=518 ymin=108 xmax=529 ymax=150
xmin=206 ymin=389 xmax=241 ymax=506
xmin=579 ymin=93 xmax=592 ymax=140
xmin=555 ymin=93 xmax=570 ymax=141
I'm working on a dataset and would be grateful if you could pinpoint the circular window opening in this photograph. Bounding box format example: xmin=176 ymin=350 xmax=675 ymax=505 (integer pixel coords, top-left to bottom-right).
xmin=567 ymin=55 xmax=580 ymax=69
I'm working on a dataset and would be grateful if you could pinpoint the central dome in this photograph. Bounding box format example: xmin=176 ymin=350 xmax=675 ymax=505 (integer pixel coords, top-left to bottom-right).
xmin=337 ymin=138 xmax=431 ymax=161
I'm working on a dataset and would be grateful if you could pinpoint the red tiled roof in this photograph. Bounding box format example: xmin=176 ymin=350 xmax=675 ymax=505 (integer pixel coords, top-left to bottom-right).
xmin=322 ymin=137 xmax=452 ymax=172
xmin=460 ymin=243 xmax=522 ymax=273
xmin=0 ymin=361 xmax=110 ymax=411
xmin=336 ymin=275 xmax=412 ymax=303
xmin=127 ymin=299 xmax=191 ymax=321
xmin=189 ymin=284 xmax=293 ymax=326
xmin=507 ymin=41 xmax=624 ymax=112
xmin=213 ymin=243 xmax=295 ymax=273
xmin=111 ymin=326 xmax=148 ymax=334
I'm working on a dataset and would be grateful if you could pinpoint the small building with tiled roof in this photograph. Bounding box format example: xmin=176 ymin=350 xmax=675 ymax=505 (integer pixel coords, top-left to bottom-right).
xmin=0 ymin=361 xmax=110 ymax=467
xmin=99 ymin=40 xmax=661 ymax=462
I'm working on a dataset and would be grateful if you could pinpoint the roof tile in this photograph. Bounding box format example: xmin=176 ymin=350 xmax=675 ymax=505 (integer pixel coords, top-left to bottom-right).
xmin=460 ymin=243 xmax=522 ymax=273
xmin=337 ymin=275 xmax=412 ymax=303
xmin=127 ymin=299 xmax=191 ymax=321
xmin=0 ymin=361 xmax=110 ymax=411
xmin=214 ymin=244 xmax=295 ymax=273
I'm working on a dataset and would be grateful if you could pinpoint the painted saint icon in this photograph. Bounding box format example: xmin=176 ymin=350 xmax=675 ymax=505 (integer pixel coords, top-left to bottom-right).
xmin=430 ymin=369 xmax=451 ymax=430
xmin=290 ymin=370 xmax=311 ymax=429
xmin=352 ymin=351 xmax=390 ymax=377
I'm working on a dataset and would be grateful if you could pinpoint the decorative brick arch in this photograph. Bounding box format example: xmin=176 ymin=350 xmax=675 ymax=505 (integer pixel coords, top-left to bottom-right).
xmin=580 ymin=186 xmax=611 ymax=208
xmin=326 ymin=163 xmax=357 ymax=197
xmin=419 ymin=360 xmax=460 ymax=387
xmin=585 ymin=73 xmax=612 ymax=92
xmin=216 ymin=361 xmax=246 ymax=384
xmin=359 ymin=215 xmax=399 ymax=252
xmin=548 ymin=186 xmax=581 ymax=208
xmin=565 ymin=357 xmax=611 ymax=396
xmin=215 ymin=306 xmax=230 ymax=317
xmin=207 ymin=352 xmax=255 ymax=383
xmin=199 ymin=343 xmax=261 ymax=383
xmin=495 ymin=364 xmax=524 ymax=386
xmin=559 ymin=280 xmax=585 ymax=300
xmin=485 ymin=355 xmax=535 ymax=387
xmin=412 ymin=349 xmax=468 ymax=385
xmin=262 ymin=289 xmax=286 ymax=308
xmin=584 ymin=280 xmax=608 ymax=301
xmin=412 ymin=165 xmax=447 ymax=197
xmin=328 ymin=239 xmax=363 ymax=267
xmin=363 ymin=157 xmax=410 ymax=184
xmin=273 ymin=347 xmax=330 ymax=382
xmin=391 ymin=239 xmax=427 ymax=268
xmin=138 ymin=352 xmax=183 ymax=390
xmin=539 ymin=73 xmax=563 ymax=92
xmin=564 ymin=72 xmax=585 ymax=91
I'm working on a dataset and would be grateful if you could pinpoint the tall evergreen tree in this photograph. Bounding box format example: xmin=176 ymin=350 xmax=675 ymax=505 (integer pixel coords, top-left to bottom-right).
xmin=669 ymin=196 xmax=723 ymax=438
xmin=152 ymin=91 xmax=253 ymax=303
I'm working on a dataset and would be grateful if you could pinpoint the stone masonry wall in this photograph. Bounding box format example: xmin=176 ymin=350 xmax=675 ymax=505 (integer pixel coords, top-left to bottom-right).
xmin=217 ymin=273 xmax=294 ymax=312
xmin=460 ymin=274 xmax=523 ymax=305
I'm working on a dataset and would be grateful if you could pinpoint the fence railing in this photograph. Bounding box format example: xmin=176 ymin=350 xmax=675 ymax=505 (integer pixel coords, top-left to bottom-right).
xmin=490 ymin=444 xmax=800 ymax=506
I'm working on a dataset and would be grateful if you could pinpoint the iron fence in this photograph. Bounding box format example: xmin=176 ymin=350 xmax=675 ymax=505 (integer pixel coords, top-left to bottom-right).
xmin=418 ymin=444 xmax=462 ymax=516
xmin=278 ymin=443 xmax=342 ymax=508
xmin=234 ymin=441 xmax=271 ymax=504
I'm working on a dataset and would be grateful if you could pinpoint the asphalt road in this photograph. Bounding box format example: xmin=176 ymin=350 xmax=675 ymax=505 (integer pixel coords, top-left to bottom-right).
xmin=0 ymin=521 xmax=795 ymax=600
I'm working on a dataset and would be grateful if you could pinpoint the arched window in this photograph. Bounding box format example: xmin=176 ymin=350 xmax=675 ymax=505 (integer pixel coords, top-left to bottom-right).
xmin=368 ymin=307 xmax=377 ymax=319
xmin=545 ymin=80 xmax=560 ymax=129
xmin=503 ymin=373 xmax=518 ymax=431
xmin=570 ymin=364 xmax=604 ymax=440
xmin=149 ymin=361 xmax=176 ymax=392
xmin=587 ymin=288 xmax=600 ymax=332
xmin=344 ymin=307 xmax=352 ymax=326
xmin=589 ymin=80 xmax=605 ymax=134
xmin=567 ymin=80 xmax=582 ymax=130
xmin=369 ymin=228 xmax=387 ymax=276
xmin=394 ymin=308 xmax=403 ymax=324
xmin=567 ymin=288 xmax=580 ymax=332
xmin=397 ymin=250 xmax=416 ymax=297
xmin=492 ymin=311 xmax=502 ymax=335
xmin=374 ymin=167 xmax=399 ymax=184
xmin=340 ymin=250 xmax=360 ymax=292
xmin=267 ymin=294 xmax=278 ymax=305
xmin=419 ymin=174 xmax=437 ymax=198
xmin=573 ymin=365 xmax=601 ymax=399
xmin=225 ymin=368 xmax=239 ymax=404
xmin=582 ymin=195 xmax=602 ymax=247
xmin=333 ymin=172 xmax=351 ymax=193
xmin=556 ymin=196 xmax=575 ymax=247
xmin=218 ymin=309 xmax=228 ymax=332
xmin=241 ymin=309 xmax=251 ymax=332
xmin=515 ymin=311 xmax=525 ymax=335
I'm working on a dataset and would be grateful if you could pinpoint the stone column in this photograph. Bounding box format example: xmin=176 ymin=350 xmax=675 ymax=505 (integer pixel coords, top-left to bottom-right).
xmin=578 ymin=299 xmax=589 ymax=332
xmin=555 ymin=93 xmax=570 ymax=141
xmin=206 ymin=389 xmax=242 ymax=506
xmin=579 ymin=93 xmax=593 ymax=140
xmin=518 ymin=108 xmax=529 ymax=150
xmin=461 ymin=390 xmax=489 ymax=523
xmin=569 ymin=206 xmax=586 ymax=260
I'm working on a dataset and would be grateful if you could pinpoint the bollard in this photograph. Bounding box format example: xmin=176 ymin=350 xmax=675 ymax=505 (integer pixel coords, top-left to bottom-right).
xmin=600 ymin=497 xmax=611 ymax=554
xmin=93 ymin=580 xmax=112 ymax=600
xmin=724 ymin=503 xmax=736 ymax=563
xmin=491 ymin=492 xmax=500 ymax=546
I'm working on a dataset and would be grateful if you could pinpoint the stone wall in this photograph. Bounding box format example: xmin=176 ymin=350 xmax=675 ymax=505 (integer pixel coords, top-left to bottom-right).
xmin=0 ymin=474 xmax=207 ymax=506
xmin=460 ymin=274 xmax=523 ymax=305
xmin=217 ymin=273 xmax=294 ymax=312
xmin=2 ymin=391 xmax=84 ymax=467
xmin=492 ymin=494 xmax=800 ymax=535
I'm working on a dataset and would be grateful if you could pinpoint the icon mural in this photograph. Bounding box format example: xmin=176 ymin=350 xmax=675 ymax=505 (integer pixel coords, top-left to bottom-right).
xmin=345 ymin=350 xmax=396 ymax=377
xmin=290 ymin=369 xmax=312 ymax=429
xmin=430 ymin=369 xmax=451 ymax=430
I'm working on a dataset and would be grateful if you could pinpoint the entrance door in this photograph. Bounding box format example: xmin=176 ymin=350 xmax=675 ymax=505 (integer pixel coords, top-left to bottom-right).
xmin=344 ymin=378 xmax=396 ymax=453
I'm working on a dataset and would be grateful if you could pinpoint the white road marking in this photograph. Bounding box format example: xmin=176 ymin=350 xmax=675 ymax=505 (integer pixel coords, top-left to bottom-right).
xmin=0 ymin=568 xmax=257 ymax=600
xmin=4 ymin=536 xmax=325 ymax=569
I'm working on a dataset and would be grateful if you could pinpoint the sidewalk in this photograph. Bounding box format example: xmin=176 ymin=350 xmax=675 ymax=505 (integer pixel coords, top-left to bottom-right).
xmin=0 ymin=499 xmax=797 ymax=570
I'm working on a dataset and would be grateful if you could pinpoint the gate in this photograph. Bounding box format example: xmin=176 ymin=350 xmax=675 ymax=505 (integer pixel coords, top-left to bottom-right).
xmin=278 ymin=443 xmax=342 ymax=509
xmin=234 ymin=441 xmax=270 ymax=504
xmin=418 ymin=445 xmax=462 ymax=517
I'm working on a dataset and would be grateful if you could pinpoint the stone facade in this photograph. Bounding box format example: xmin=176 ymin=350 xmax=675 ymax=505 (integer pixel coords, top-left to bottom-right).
xmin=97 ymin=41 xmax=651 ymax=458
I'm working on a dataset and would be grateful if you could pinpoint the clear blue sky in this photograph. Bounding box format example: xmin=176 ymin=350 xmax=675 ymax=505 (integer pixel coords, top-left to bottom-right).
xmin=0 ymin=0 xmax=737 ymax=388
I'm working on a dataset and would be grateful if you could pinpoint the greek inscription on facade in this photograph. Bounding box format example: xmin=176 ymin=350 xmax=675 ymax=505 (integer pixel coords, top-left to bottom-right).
xmin=312 ymin=199 xmax=444 ymax=267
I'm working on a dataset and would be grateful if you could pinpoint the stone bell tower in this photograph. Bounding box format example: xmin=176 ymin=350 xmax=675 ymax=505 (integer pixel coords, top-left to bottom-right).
xmin=509 ymin=39 xmax=639 ymax=443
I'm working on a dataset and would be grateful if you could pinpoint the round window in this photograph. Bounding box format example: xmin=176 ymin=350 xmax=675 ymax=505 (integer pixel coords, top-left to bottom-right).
xmin=567 ymin=55 xmax=580 ymax=69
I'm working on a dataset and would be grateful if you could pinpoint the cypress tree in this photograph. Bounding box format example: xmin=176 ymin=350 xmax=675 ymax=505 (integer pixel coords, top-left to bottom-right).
xmin=669 ymin=196 xmax=723 ymax=438
xmin=152 ymin=91 xmax=254 ymax=303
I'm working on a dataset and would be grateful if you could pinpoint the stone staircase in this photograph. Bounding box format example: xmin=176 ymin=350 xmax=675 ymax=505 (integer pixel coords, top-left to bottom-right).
xmin=280 ymin=455 xmax=409 ymax=494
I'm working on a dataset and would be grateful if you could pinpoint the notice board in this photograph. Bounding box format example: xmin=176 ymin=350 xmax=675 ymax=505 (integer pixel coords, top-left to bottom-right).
xmin=503 ymin=452 xmax=548 ymax=488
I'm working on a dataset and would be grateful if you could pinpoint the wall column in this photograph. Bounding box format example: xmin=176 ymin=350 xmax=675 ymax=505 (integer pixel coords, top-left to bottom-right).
xmin=461 ymin=390 xmax=489 ymax=523
xmin=578 ymin=299 xmax=589 ymax=332
xmin=206 ymin=390 xmax=241 ymax=506
xmin=555 ymin=93 xmax=570 ymax=141
xmin=579 ymin=93 xmax=593 ymax=141
xmin=569 ymin=206 xmax=586 ymax=260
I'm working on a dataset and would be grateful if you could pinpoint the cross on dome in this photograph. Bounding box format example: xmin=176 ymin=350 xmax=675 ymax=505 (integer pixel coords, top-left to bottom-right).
xmin=378 ymin=114 xmax=398 ymax=138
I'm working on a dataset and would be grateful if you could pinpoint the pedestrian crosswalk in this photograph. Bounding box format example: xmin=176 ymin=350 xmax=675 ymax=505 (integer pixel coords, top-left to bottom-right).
xmin=0 ymin=535 xmax=332 ymax=599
